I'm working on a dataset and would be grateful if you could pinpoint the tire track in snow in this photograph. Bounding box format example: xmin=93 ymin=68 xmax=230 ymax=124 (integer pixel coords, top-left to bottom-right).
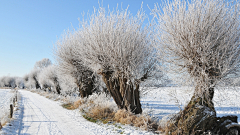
xmin=23 ymin=96 xmax=62 ymax=135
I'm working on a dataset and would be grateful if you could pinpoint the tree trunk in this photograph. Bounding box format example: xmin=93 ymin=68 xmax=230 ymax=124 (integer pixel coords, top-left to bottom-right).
xmin=101 ymin=71 xmax=124 ymax=109
xmin=166 ymin=86 xmax=216 ymax=134
xmin=33 ymin=76 xmax=40 ymax=89
xmin=75 ymin=78 xmax=93 ymax=98
xmin=166 ymin=86 xmax=240 ymax=134
xmin=134 ymin=83 xmax=143 ymax=114
xmin=100 ymin=71 xmax=142 ymax=114
xmin=53 ymin=77 xmax=61 ymax=95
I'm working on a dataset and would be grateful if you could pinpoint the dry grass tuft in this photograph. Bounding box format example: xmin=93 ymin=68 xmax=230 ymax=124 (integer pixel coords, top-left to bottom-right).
xmin=114 ymin=109 xmax=136 ymax=125
xmin=78 ymin=93 xmax=159 ymax=132
xmin=73 ymin=99 xmax=85 ymax=109
xmin=114 ymin=109 xmax=157 ymax=131
xmin=62 ymin=99 xmax=85 ymax=110
xmin=0 ymin=120 xmax=7 ymax=127
xmin=61 ymin=103 xmax=75 ymax=110
xmin=87 ymin=105 xmax=115 ymax=121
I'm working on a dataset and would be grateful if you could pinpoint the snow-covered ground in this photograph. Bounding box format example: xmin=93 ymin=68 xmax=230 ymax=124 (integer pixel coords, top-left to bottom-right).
xmin=0 ymin=89 xmax=15 ymax=126
xmin=0 ymin=87 xmax=239 ymax=135
xmin=0 ymin=89 xmax=11 ymax=117
xmin=141 ymin=87 xmax=240 ymax=123
xmin=0 ymin=90 xmax=154 ymax=135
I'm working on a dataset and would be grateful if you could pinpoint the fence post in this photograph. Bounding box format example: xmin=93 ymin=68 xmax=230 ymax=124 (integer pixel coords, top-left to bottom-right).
xmin=10 ymin=104 xmax=13 ymax=118
xmin=13 ymin=98 xmax=15 ymax=107
xmin=15 ymin=91 xmax=17 ymax=102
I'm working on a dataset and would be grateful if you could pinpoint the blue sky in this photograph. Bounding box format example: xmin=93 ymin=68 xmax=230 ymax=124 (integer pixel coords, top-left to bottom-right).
xmin=0 ymin=0 xmax=159 ymax=77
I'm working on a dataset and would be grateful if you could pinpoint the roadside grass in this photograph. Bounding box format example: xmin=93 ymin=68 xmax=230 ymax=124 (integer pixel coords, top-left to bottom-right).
xmin=79 ymin=98 xmax=159 ymax=133
xmin=61 ymin=103 xmax=76 ymax=110
xmin=27 ymin=89 xmax=159 ymax=133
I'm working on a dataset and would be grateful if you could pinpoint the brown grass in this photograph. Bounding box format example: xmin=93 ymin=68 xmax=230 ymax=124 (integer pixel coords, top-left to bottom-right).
xmin=1 ymin=120 xmax=8 ymax=127
xmin=27 ymin=90 xmax=160 ymax=133
xmin=73 ymin=99 xmax=85 ymax=109
xmin=114 ymin=109 xmax=158 ymax=131
xmin=83 ymin=105 xmax=159 ymax=132
xmin=62 ymin=99 xmax=85 ymax=110
xmin=61 ymin=103 xmax=75 ymax=110
xmin=86 ymin=105 xmax=115 ymax=121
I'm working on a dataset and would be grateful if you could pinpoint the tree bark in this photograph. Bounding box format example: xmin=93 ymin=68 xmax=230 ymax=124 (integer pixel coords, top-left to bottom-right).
xmin=53 ymin=77 xmax=61 ymax=95
xmin=33 ymin=76 xmax=40 ymax=89
xmin=134 ymin=83 xmax=143 ymax=114
xmin=100 ymin=71 xmax=142 ymax=114
xmin=101 ymin=71 xmax=124 ymax=109
xmin=75 ymin=78 xmax=94 ymax=98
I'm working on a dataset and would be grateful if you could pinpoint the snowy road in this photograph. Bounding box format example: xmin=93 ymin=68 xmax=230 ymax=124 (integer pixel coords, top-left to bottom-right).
xmin=1 ymin=89 xmax=154 ymax=135
xmin=17 ymin=90 xmax=93 ymax=135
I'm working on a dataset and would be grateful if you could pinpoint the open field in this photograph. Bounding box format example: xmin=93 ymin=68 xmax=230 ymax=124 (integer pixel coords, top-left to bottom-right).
xmin=0 ymin=89 xmax=14 ymax=123
xmin=141 ymin=87 xmax=240 ymax=124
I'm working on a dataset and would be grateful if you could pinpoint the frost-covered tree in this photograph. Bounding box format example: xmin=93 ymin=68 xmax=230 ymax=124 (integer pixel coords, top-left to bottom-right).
xmin=57 ymin=7 xmax=156 ymax=114
xmin=15 ymin=77 xmax=25 ymax=89
xmin=58 ymin=73 xmax=79 ymax=96
xmin=38 ymin=72 xmax=52 ymax=92
xmin=0 ymin=76 xmax=8 ymax=87
xmin=38 ymin=65 xmax=61 ymax=94
xmin=25 ymin=69 xmax=41 ymax=89
xmin=34 ymin=58 xmax=52 ymax=70
xmin=0 ymin=76 xmax=16 ymax=88
xmin=152 ymin=0 xmax=240 ymax=134
xmin=24 ymin=58 xmax=52 ymax=90
xmin=55 ymin=34 xmax=97 ymax=98
xmin=23 ymin=74 xmax=29 ymax=89
xmin=0 ymin=78 xmax=3 ymax=87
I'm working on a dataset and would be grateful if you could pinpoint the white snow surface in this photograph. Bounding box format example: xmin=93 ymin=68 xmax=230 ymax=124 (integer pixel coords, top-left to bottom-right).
xmin=0 ymin=90 xmax=154 ymax=135
xmin=0 ymin=89 xmax=11 ymax=119
xmin=1 ymin=87 xmax=240 ymax=134
xmin=0 ymin=89 xmax=15 ymax=124
xmin=141 ymin=87 xmax=240 ymax=124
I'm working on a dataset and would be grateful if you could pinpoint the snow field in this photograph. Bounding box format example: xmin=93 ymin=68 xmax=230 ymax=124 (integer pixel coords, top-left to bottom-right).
xmin=0 ymin=89 xmax=18 ymax=127
xmin=141 ymin=87 xmax=240 ymax=125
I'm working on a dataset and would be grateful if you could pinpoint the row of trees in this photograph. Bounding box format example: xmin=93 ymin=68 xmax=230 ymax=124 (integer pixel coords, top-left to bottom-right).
xmin=0 ymin=76 xmax=24 ymax=88
xmin=1 ymin=0 xmax=239 ymax=134
xmin=0 ymin=58 xmax=78 ymax=96
xmin=22 ymin=58 xmax=80 ymax=96
xmin=54 ymin=0 xmax=240 ymax=133
xmin=55 ymin=6 xmax=157 ymax=114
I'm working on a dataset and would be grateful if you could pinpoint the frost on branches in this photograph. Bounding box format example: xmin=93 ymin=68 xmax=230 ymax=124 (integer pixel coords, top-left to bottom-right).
xmin=55 ymin=33 xmax=96 ymax=98
xmin=55 ymin=7 xmax=157 ymax=114
xmin=38 ymin=65 xmax=61 ymax=94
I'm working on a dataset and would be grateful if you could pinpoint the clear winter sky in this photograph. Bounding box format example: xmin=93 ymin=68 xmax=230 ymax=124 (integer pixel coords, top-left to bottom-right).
xmin=0 ymin=0 xmax=159 ymax=77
